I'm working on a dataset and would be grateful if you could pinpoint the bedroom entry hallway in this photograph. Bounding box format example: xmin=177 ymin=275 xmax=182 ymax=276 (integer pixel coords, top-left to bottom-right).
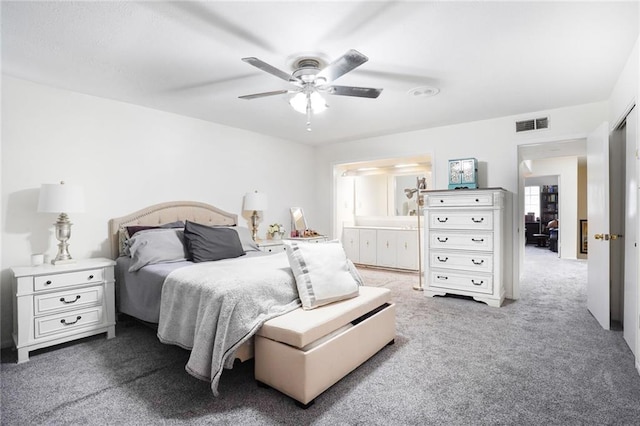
xmin=2 ymin=257 xmax=640 ymax=423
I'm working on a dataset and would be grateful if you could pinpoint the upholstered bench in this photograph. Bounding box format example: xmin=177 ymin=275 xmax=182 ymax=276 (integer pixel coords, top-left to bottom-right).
xmin=254 ymin=286 xmax=396 ymax=408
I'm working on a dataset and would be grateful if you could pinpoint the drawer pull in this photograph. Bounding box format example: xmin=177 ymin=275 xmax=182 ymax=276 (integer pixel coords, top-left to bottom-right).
xmin=437 ymin=256 xmax=449 ymax=262
xmin=471 ymin=217 xmax=484 ymax=223
xmin=471 ymin=238 xmax=484 ymax=242
xmin=437 ymin=217 xmax=448 ymax=223
xmin=437 ymin=237 xmax=448 ymax=242
xmin=60 ymin=316 xmax=82 ymax=326
xmin=475 ymin=198 xmax=479 ymax=202
xmin=471 ymin=259 xmax=484 ymax=265
xmin=60 ymin=295 xmax=81 ymax=304
xmin=436 ymin=275 xmax=449 ymax=280
xmin=471 ymin=279 xmax=484 ymax=286
xmin=88 ymin=274 xmax=94 ymax=280
xmin=439 ymin=199 xmax=445 ymax=203
xmin=45 ymin=280 xmax=52 ymax=285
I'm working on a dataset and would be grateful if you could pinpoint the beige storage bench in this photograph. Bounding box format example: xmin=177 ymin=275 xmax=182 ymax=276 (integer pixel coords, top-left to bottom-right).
xmin=255 ymin=286 xmax=396 ymax=408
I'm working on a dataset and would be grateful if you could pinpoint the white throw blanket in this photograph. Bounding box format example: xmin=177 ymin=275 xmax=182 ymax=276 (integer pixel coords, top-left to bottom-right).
xmin=157 ymin=252 xmax=300 ymax=395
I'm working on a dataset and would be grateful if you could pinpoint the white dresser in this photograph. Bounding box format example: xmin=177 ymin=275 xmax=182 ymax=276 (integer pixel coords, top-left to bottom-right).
xmin=423 ymin=189 xmax=508 ymax=307
xmin=11 ymin=258 xmax=116 ymax=363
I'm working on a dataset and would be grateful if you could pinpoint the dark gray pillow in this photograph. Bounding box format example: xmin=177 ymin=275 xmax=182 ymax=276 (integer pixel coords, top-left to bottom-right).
xmin=184 ymin=220 xmax=245 ymax=262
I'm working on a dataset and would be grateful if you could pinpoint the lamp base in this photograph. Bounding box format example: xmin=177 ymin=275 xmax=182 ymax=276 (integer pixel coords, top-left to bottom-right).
xmin=52 ymin=214 xmax=75 ymax=265
xmin=412 ymin=285 xmax=424 ymax=291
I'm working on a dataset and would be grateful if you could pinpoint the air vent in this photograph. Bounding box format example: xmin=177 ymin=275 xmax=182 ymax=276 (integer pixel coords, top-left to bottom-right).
xmin=516 ymin=117 xmax=549 ymax=132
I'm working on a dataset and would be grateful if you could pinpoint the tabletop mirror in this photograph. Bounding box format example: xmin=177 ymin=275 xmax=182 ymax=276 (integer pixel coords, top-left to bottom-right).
xmin=290 ymin=207 xmax=308 ymax=233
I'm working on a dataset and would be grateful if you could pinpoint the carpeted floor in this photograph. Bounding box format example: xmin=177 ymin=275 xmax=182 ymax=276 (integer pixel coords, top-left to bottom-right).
xmin=2 ymin=246 xmax=640 ymax=425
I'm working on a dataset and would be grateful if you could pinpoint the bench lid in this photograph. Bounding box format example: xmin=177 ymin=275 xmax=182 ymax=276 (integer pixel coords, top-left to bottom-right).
xmin=257 ymin=286 xmax=391 ymax=348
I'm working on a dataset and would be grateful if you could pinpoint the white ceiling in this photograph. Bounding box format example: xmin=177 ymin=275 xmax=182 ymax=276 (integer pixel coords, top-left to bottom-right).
xmin=2 ymin=1 xmax=638 ymax=145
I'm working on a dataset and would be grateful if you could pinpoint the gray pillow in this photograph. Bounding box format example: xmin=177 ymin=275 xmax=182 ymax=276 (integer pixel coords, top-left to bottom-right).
xmin=127 ymin=228 xmax=188 ymax=272
xmin=184 ymin=220 xmax=245 ymax=263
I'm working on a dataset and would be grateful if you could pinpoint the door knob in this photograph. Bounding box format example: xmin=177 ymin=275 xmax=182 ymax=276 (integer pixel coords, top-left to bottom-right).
xmin=594 ymin=234 xmax=604 ymax=240
xmin=594 ymin=234 xmax=611 ymax=241
xmin=610 ymin=234 xmax=623 ymax=240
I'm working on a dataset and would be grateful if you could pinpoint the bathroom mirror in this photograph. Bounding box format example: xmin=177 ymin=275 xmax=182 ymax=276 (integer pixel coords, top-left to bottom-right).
xmin=354 ymin=174 xmax=430 ymax=216
xmin=290 ymin=207 xmax=308 ymax=232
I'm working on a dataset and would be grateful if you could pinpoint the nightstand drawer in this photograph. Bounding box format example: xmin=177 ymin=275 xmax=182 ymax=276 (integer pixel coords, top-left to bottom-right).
xmin=35 ymin=307 xmax=103 ymax=338
xmin=34 ymin=268 xmax=103 ymax=291
xmin=34 ymin=285 xmax=103 ymax=315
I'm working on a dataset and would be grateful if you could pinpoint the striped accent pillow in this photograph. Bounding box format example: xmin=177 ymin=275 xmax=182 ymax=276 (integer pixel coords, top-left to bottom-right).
xmin=284 ymin=240 xmax=359 ymax=310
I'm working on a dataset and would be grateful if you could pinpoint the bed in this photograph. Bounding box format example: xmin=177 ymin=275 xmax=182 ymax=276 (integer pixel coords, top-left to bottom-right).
xmin=108 ymin=201 xmax=302 ymax=395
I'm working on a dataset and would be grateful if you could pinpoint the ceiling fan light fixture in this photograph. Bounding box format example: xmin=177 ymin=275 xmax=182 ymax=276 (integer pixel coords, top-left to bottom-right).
xmin=289 ymin=91 xmax=327 ymax=114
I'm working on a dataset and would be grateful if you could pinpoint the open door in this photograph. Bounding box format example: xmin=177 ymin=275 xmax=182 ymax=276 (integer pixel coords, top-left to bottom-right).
xmin=587 ymin=122 xmax=611 ymax=330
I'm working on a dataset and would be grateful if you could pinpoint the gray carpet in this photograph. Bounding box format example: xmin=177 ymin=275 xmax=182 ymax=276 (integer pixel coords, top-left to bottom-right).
xmin=2 ymin=246 xmax=640 ymax=425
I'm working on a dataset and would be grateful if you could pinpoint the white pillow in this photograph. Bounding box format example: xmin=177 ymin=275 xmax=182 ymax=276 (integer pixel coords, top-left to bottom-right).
xmin=284 ymin=240 xmax=359 ymax=310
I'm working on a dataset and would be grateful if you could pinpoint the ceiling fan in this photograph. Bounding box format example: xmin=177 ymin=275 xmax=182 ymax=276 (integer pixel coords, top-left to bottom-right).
xmin=239 ymin=49 xmax=383 ymax=131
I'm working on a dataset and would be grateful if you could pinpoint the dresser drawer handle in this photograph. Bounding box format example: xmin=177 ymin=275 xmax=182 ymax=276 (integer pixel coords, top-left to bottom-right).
xmin=88 ymin=275 xmax=94 ymax=280
xmin=437 ymin=256 xmax=449 ymax=262
xmin=437 ymin=217 xmax=448 ymax=223
xmin=471 ymin=279 xmax=484 ymax=286
xmin=437 ymin=237 xmax=448 ymax=242
xmin=439 ymin=199 xmax=445 ymax=203
xmin=436 ymin=275 xmax=448 ymax=280
xmin=475 ymin=198 xmax=480 ymax=202
xmin=60 ymin=316 xmax=82 ymax=326
xmin=60 ymin=295 xmax=81 ymax=304
xmin=471 ymin=218 xmax=484 ymax=223
xmin=471 ymin=238 xmax=484 ymax=242
xmin=45 ymin=280 xmax=52 ymax=285
xmin=471 ymin=259 xmax=484 ymax=265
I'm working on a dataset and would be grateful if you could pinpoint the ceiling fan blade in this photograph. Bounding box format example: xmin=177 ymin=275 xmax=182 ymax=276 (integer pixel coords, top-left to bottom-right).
xmin=317 ymin=49 xmax=369 ymax=83
xmin=238 ymin=89 xmax=292 ymax=100
xmin=324 ymin=85 xmax=383 ymax=98
xmin=242 ymin=57 xmax=293 ymax=83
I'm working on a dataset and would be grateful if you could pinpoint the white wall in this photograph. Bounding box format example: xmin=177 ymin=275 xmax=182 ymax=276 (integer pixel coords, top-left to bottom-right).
xmin=0 ymin=77 xmax=317 ymax=347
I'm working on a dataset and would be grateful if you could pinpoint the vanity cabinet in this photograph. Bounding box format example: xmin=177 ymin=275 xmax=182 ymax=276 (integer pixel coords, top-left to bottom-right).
xmin=423 ymin=189 xmax=507 ymax=307
xmin=358 ymin=229 xmax=377 ymax=266
xmin=342 ymin=228 xmax=360 ymax=262
xmin=342 ymin=227 xmax=419 ymax=271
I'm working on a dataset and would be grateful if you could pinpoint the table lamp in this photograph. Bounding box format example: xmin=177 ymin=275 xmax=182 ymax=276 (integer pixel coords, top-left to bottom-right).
xmin=244 ymin=191 xmax=268 ymax=241
xmin=37 ymin=181 xmax=85 ymax=264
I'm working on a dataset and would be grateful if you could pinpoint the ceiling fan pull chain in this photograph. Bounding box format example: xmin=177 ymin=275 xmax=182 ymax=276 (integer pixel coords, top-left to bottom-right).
xmin=306 ymin=93 xmax=313 ymax=131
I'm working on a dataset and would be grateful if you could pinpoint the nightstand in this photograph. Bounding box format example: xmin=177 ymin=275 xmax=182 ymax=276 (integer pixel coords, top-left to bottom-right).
xmin=11 ymin=258 xmax=116 ymax=363
xmin=257 ymin=240 xmax=286 ymax=253
xmin=285 ymin=236 xmax=328 ymax=244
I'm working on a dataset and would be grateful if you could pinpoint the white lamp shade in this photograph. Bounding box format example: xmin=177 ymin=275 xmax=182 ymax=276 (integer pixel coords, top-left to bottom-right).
xmin=244 ymin=191 xmax=268 ymax=211
xmin=38 ymin=183 xmax=85 ymax=213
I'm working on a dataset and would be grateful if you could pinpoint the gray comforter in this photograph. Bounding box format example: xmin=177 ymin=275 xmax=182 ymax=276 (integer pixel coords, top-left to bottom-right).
xmin=156 ymin=252 xmax=300 ymax=395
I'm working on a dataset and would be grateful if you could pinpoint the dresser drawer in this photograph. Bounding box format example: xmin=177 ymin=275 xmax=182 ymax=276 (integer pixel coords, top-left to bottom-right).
xmin=429 ymin=270 xmax=493 ymax=294
xmin=34 ymin=268 xmax=103 ymax=291
xmin=428 ymin=212 xmax=493 ymax=230
xmin=34 ymin=285 xmax=103 ymax=316
xmin=430 ymin=250 xmax=493 ymax=273
xmin=35 ymin=306 xmax=104 ymax=338
xmin=430 ymin=231 xmax=493 ymax=251
xmin=426 ymin=193 xmax=493 ymax=207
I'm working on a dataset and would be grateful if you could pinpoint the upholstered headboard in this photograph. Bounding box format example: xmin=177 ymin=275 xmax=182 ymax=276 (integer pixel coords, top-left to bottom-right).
xmin=108 ymin=201 xmax=237 ymax=259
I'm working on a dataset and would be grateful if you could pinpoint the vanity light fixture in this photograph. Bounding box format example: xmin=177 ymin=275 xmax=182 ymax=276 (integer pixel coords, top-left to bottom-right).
xmin=37 ymin=181 xmax=85 ymax=264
